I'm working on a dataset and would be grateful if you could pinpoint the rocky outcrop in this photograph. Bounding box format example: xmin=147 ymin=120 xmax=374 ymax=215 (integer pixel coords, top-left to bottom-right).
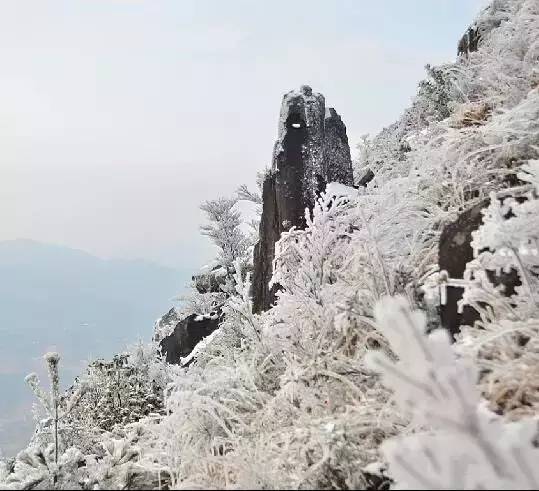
xmin=156 ymin=267 xmax=227 ymax=364
xmin=439 ymin=200 xmax=521 ymax=339
xmin=252 ymin=85 xmax=353 ymax=313
xmin=457 ymin=3 xmax=510 ymax=57
xmin=160 ymin=86 xmax=354 ymax=359
xmin=457 ymin=25 xmax=481 ymax=57
xmin=357 ymin=168 xmax=375 ymax=187
xmin=252 ymin=175 xmax=281 ymax=314
xmin=439 ymin=202 xmax=485 ymax=338
xmin=160 ymin=308 xmax=222 ymax=365
xmin=324 ymin=108 xmax=354 ymax=185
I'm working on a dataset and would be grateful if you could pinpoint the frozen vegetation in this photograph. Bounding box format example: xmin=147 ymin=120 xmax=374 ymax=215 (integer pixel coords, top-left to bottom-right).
xmin=1 ymin=0 xmax=539 ymax=488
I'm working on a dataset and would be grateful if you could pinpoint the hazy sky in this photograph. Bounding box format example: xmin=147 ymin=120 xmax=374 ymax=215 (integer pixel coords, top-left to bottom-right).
xmin=0 ymin=0 xmax=483 ymax=270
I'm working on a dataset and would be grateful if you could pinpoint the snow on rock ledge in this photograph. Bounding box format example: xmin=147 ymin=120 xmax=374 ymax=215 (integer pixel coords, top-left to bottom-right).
xmin=325 ymin=182 xmax=360 ymax=201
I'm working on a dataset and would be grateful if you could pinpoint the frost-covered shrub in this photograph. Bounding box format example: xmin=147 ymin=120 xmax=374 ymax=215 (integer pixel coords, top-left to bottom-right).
xmin=358 ymin=0 xmax=538 ymax=191
xmin=0 ymin=343 xmax=172 ymax=490
xmin=24 ymin=353 xmax=87 ymax=465
xmin=452 ymin=160 xmax=539 ymax=419
xmin=139 ymin=195 xmax=405 ymax=489
xmin=3 ymin=445 xmax=87 ymax=490
xmin=200 ymin=197 xmax=252 ymax=269
xmin=0 ymin=354 xmax=90 ymax=489
xmin=175 ymin=190 xmax=261 ymax=327
xmin=67 ymin=341 xmax=169 ymax=438
xmin=369 ymin=296 xmax=539 ymax=490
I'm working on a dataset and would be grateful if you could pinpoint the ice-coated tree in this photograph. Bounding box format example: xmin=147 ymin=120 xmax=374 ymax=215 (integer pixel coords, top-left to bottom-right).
xmin=179 ymin=194 xmax=257 ymax=324
xmin=25 ymin=353 xmax=86 ymax=465
xmin=0 ymin=353 xmax=88 ymax=489
xmin=200 ymin=197 xmax=250 ymax=268
xmin=66 ymin=341 xmax=169 ymax=437
xmin=236 ymin=183 xmax=262 ymax=204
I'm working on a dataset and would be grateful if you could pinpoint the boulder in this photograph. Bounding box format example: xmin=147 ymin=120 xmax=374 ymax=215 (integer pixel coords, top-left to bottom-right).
xmin=357 ymin=168 xmax=374 ymax=187
xmin=439 ymin=202 xmax=485 ymax=338
xmin=439 ymin=200 xmax=521 ymax=339
xmin=160 ymin=308 xmax=223 ymax=365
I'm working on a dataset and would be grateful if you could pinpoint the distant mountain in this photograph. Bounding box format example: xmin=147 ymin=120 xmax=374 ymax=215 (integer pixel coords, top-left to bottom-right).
xmin=0 ymin=239 xmax=190 ymax=457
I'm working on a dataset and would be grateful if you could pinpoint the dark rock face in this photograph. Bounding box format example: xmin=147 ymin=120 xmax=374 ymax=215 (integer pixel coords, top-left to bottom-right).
xmin=252 ymin=174 xmax=280 ymax=314
xmin=457 ymin=25 xmax=481 ymax=57
xmin=439 ymin=200 xmax=521 ymax=339
xmin=252 ymin=85 xmax=353 ymax=313
xmin=357 ymin=168 xmax=375 ymax=187
xmin=439 ymin=202 xmax=485 ymax=338
xmin=160 ymin=308 xmax=222 ymax=365
xmin=324 ymin=108 xmax=354 ymax=185
xmin=364 ymin=471 xmax=392 ymax=491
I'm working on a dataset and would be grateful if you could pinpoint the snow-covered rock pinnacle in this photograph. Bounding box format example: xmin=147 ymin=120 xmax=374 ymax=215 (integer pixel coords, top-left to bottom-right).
xmin=252 ymin=86 xmax=353 ymax=313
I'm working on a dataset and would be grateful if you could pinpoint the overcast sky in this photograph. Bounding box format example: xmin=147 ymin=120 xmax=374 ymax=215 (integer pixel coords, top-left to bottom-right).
xmin=0 ymin=0 xmax=483 ymax=270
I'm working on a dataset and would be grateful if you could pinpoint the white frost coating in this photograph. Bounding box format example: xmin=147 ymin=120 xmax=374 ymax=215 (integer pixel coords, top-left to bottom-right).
xmin=152 ymin=308 xmax=181 ymax=342
xmin=212 ymin=266 xmax=227 ymax=277
xmin=325 ymin=181 xmax=359 ymax=200
xmin=362 ymin=462 xmax=386 ymax=476
xmin=194 ymin=310 xmax=219 ymax=322
xmin=370 ymin=296 xmax=539 ymax=490
xmin=179 ymin=328 xmax=220 ymax=366
xmin=199 ymin=259 xmax=220 ymax=274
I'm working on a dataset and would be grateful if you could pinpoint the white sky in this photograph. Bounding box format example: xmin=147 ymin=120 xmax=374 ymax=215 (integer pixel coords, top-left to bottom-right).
xmin=0 ymin=0 xmax=482 ymax=269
